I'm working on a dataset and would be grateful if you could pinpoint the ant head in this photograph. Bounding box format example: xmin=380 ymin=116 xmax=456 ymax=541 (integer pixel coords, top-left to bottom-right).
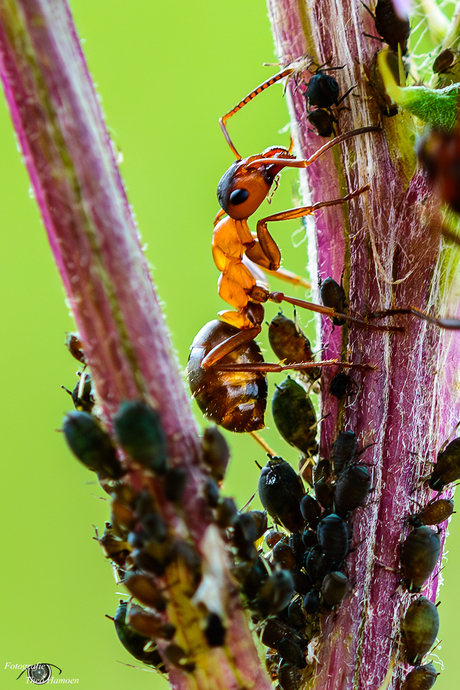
xmin=217 ymin=148 xmax=293 ymax=220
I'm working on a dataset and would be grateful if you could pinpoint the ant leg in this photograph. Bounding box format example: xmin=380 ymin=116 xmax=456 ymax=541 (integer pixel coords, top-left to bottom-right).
xmin=212 ymin=360 xmax=376 ymax=373
xmin=255 ymin=186 xmax=370 ymax=265
xmin=219 ymin=56 xmax=315 ymax=159
xmin=269 ymin=291 xmax=404 ymax=332
xmin=201 ymin=326 xmax=262 ymax=369
xmin=367 ymin=306 xmax=460 ymax=329
xmin=220 ymin=67 xmax=297 ymax=159
xmin=243 ymin=254 xmax=311 ymax=289
xmin=247 ymin=126 xmax=382 ymax=171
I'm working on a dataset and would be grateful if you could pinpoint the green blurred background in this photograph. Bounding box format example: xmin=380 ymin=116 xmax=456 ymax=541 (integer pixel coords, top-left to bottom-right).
xmin=0 ymin=1 xmax=457 ymax=688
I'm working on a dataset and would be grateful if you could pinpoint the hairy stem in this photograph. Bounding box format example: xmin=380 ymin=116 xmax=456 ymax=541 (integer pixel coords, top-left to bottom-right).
xmin=267 ymin=1 xmax=460 ymax=689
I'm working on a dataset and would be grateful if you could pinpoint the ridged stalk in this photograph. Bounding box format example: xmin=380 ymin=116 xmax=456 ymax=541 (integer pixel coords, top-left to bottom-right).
xmin=0 ymin=1 xmax=271 ymax=688
xmin=268 ymin=1 xmax=460 ymax=689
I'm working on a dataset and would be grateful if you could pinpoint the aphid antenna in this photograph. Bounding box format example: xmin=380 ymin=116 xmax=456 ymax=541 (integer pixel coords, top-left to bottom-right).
xmin=438 ymin=420 xmax=460 ymax=453
xmin=240 ymin=490 xmax=258 ymax=513
xmin=115 ymin=660 xmax=158 ymax=674
xmin=240 ymin=491 xmax=258 ymax=512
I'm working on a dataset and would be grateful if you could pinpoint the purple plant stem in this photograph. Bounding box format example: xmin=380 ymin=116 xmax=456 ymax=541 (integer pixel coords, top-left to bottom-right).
xmin=0 ymin=1 xmax=272 ymax=687
xmin=268 ymin=1 xmax=460 ymax=689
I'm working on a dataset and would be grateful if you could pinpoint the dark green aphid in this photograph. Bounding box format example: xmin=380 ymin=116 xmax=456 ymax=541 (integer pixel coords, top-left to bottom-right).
xmin=254 ymin=570 xmax=295 ymax=617
xmin=401 ymin=527 xmax=441 ymax=592
xmin=409 ymin=498 xmax=454 ymax=528
xmin=403 ymin=596 xmax=440 ymax=666
xmin=62 ymin=411 xmax=124 ymax=479
xmin=330 ymin=431 xmax=357 ymax=477
xmin=62 ymin=372 xmax=95 ymax=413
xmin=163 ymin=643 xmax=195 ymax=673
xmin=201 ymin=426 xmax=230 ymax=482
xmin=317 ymin=513 xmax=349 ymax=566
xmin=277 ymin=637 xmax=307 ymax=669
xmin=114 ymin=400 xmax=167 ymax=474
xmin=334 ymin=464 xmax=372 ymax=516
xmin=321 ymin=571 xmax=348 ymax=607
xmin=268 ymin=312 xmax=321 ymax=381
xmin=112 ymin=600 xmax=166 ymax=669
xmin=303 ymin=588 xmax=321 ymax=615
xmin=272 ymin=377 xmax=317 ymax=456
xmin=277 ymin=662 xmax=303 ymax=690
xmin=320 ymin=277 xmax=347 ymax=326
xmin=300 ymin=494 xmax=322 ymax=529
xmin=402 ymin=663 xmax=439 ymax=690
xmin=329 ymin=371 xmax=352 ymax=398
xmin=429 ymin=438 xmax=460 ymax=491
xmin=258 ymin=456 xmax=305 ymax=532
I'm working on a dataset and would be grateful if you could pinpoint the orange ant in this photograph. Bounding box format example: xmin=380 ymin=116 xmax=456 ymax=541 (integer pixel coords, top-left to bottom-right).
xmin=204 ymin=60 xmax=397 ymax=370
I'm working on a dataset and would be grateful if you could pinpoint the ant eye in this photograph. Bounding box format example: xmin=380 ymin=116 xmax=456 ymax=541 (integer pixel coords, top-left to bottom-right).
xmin=229 ymin=188 xmax=249 ymax=205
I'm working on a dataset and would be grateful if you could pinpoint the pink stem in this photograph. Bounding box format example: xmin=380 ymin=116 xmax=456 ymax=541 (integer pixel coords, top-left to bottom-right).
xmin=268 ymin=1 xmax=460 ymax=689
xmin=0 ymin=1 xmax=271 ymax=687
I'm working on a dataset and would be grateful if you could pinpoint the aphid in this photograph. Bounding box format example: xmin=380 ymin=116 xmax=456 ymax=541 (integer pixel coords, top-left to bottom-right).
xmin=163 ymin=466 xmax=188 ymax=503
xmin=268 ymin=312 xmax=321 ymax=381
xmin=235 ymin=556 xmax=269 ymax=600
xmin=135 ymin=491 xmax=168 ymax=543
xmin=329 ymin=371 xmax=352 ymax=399
xmin=123 ymin=572 xmax=167 ymax=611
xmin=305 ymin=73 xmax=340 ymax=109
xmin=321 ymin=571 xmax=348 ymax=607
xmin=277 ymin=662 xmax=303 ymax=690
xmin=402 ymin=663 xmax=439 ymax=690
xmin=364 ymin=0 xmax=410 ymax=54
xmin=403 ymin=596 xmax=440 ymax=666
xmin=428 ymin=437 xmax=460 ymax=491
xmin=265 ymin=529 xmax=285 ymax=549
xmin=265 ymin=650 xmax=282 ymax=681
xmin=330 ymin=430 xmax=358 ymax=477
xmin=303 ymin=588 xmax=322 ymax=615
xmin=232 ymin=512 xmax=260 ymax=561
xmin=408 ymin=498 xmax=454 ymax=527
xmin=320 ymin=276 xmax=347 ymax=326
xmin=272 ymin=376 xmax=318 ymax=456
xmin=95 ymin=522 xmax=131 ymax=567
xmin=317 ymin=513 xmax=349 ymax=566
xmin=201 ymin=426 xmax=230 ymax=482
xmin=417 ymin=127 xmax=460 ymax=216
xmin=127 ymin=604 xmax=176 ymax=640
xmin=114 ymin=400 xmax=167 ymax=474
xmin=111 ymin=600 xmax=166 ymax=669
xmin=272 ymin=542 xmax=297 ymax=570
xmin=216 ymin=496 xmax=238 ymax=528
xmin=287 ymin=597 xmax=306 ymax=629
xmin=314 ymin=478 xmax=335 ymax=510
xmin=433 ymin=48 xmax=456 ymax=74
xmin=253 ymin=570 xmax=295 ymax=618
xmin=203 ymin=477 xmax=220 ymax=507
xmin=258 ymin=456 xmax=306 ymax=532
xmin=163 ymin=644 xmax=196 ymax=673
xmin=307 ymin=107 xmax=337 ymax=137
xmin=204 ymin=613 xmax=226 ymax=647
xmin=334 ymin=464 xmax=372 ymax=516
xmin=62 ymin=410 xmax=124 ymax=479
xmin=369 ymin=50 xmax=400 ymax=117
xmin=260 ymin=618 xmax=302 ymax=649
xmin=400 ymin=527 xmax=441 ymax=592
xmin=278 ymin=638 xmax=307 ymax=669
xmin=300 ymin=494 xmax=322 ymax=530
xmin=301 ymin=528 xmax=318 ymax=549
xmin=62 ymin=371 xmax=95 ymax=413
xmin=305 ymin=545 xmax=332 ymax=585
xmin=65 ymin=331 xmax=86 ymax=364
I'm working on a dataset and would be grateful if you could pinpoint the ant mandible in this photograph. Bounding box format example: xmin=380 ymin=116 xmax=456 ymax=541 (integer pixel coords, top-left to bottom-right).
xmin=205 ymin=59 xmax=394 ymax=370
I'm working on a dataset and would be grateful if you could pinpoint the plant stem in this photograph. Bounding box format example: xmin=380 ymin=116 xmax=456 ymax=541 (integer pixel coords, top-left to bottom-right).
xmin=267 ymin=1 xmax=460 ymax=689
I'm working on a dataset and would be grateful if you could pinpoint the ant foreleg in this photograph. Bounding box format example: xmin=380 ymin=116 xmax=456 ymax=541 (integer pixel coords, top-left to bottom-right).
xmin=367 ymin=306 xmax=460 ymax=330
xmin=269 ymin=291 xmax=404 ymax=332
xmin=212 ymin=360 xmax=376 ymax=373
